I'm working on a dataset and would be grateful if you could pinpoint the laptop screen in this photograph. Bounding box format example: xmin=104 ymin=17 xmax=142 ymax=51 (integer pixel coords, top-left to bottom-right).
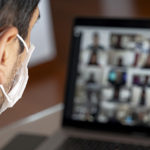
xmin=63 ymin=18 xmax=150 ymax=133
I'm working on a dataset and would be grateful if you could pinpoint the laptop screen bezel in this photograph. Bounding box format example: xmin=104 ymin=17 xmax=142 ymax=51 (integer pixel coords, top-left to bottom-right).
xmin=62 ymin=17 xmax=150 ymax=135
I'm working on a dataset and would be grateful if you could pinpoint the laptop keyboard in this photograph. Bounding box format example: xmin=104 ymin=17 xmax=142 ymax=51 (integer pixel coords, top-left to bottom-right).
xmin=56 ymin=137 xmax=150 ymax=150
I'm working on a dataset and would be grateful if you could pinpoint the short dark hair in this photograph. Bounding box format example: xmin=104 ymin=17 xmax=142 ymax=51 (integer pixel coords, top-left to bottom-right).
xmin=93 ymin=32 xmax=99 ymax=38
xmin=0 ymin=0 xmax=40 ymax=40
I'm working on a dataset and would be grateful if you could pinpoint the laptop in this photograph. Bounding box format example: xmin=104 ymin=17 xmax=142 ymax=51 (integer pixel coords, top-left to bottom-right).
xmin=37 ymin=18 xmax=150 ymax=150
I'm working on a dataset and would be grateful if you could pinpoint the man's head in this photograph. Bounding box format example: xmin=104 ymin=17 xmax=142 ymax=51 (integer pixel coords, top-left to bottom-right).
xmin=93 ymin=32 xmax=99 ymax=46
xmin=0 ymin=0 xmax=40 ymax=106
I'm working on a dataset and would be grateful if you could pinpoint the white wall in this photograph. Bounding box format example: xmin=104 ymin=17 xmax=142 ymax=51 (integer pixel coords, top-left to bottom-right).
xmin=29 ymin=0 xmax=56 ymax=67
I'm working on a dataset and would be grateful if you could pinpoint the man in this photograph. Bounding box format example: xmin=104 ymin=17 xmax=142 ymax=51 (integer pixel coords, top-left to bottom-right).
xmin=88 ymin=32 xmax=104 ymax=53
xmin=85 ymin=73 xmax=101 ymax=121
xmin=0 ymin=0 xmax=40 ymax=113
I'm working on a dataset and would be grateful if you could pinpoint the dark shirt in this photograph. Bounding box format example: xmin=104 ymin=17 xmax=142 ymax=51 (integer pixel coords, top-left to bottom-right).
xmin=88 ymin=45 xmax=104 ymax=53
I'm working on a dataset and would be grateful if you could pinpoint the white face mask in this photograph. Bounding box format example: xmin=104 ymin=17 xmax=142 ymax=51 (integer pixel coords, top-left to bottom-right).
xmin=0 ymin=34 xmax=35 ymax=114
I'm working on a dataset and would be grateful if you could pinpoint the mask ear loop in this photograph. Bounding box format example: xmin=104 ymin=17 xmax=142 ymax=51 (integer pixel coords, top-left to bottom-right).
xmin=0 ymin=85 xmax=11 ymax=102
xmin=17 ymin=34 xmax=29 ymax=53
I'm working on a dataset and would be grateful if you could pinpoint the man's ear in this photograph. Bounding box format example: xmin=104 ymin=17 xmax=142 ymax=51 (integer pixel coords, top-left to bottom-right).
xmin=0 ymin=27 xmax=18 ymax=84
xmin=0 ymin=27 xmax=18 ymax=64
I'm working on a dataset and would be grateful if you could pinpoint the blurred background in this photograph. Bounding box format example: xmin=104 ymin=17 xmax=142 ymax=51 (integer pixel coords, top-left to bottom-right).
xmin=0 ymin=0 xmax=150 ymax=128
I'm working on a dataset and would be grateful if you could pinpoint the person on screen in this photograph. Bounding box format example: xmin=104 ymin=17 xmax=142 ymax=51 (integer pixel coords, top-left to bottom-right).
xmin=132 ymin=75 xmax=140 ymax=86
xmin=88 ymin=51 xmax=99 ymax=66
xmin=110 ymin=87 xmax=120 ymax=102
xmin=108 ymin=70 xmax=126 ymax=87
xmin=111 ymin=35 xmax=123 ymax=49
xmin=88 ymin=32 xmax=104 ymax=53
xmin=142 ymin=76 xmax=150 ymax=87
xmin=134 ymin=35 xmax=144 ymax=52
xmin=117 ymin=57 xmax=124 ymax=67
xmin=133 ymin=53 xmax=140 ymax=67
xmin=143 ymin=55 xmax=150 ymax=68
xmin=133 ymin=75 xmax=150 ymax=87
xmin=85 ymin=73 xmax=101 ymax=120
xmin=0 ymin=0 xmax=40 ymax=114
xmin=139 ymin=88 xmax=146 ymax=106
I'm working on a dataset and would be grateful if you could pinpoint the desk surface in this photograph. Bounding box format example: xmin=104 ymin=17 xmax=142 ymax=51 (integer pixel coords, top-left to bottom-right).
xmin=0 ymin=104 xmax=63 ymax=149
